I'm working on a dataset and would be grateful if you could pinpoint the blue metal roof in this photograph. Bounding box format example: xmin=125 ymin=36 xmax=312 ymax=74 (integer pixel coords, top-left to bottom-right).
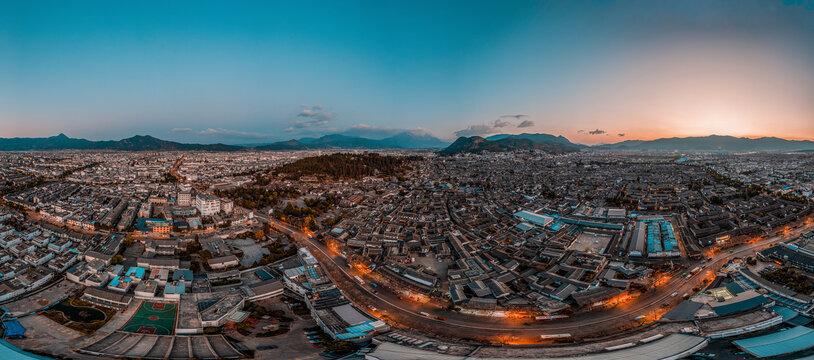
xmin=711 ymin=294 xmax=768 ymax=316
xmin=733 ymin=326 xmax=814 ymax=358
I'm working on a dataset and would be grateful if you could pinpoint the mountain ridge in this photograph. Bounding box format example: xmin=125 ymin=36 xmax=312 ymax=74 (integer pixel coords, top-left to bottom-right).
xmin=0 ymin=132 xmax=449 ymax=151
xmin=3 ymin=133 xmax=813 ymax=152
xmin=439 ymin=136 xmax=582 ymax=155
xmin=593 ymin=135 xmax=814 ymax=152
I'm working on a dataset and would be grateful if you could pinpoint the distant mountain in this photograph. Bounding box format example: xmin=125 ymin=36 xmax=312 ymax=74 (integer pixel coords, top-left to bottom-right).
xmin=439 ymin=136 xmax=581 ymax=155
xmin=255 ymin=132 xmax=449 ymax=150
xmin=486 ymin=133 xmax=587 ymax=148
xmin=594 ymin=135 xmax=814 ymax=152
xmin=0 ymin=134 xmax=243 ymax=152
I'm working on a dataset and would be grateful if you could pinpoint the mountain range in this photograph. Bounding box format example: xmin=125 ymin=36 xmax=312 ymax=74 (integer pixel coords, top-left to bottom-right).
xmin=592 ymin=135 xmax=814 ymax=152
xmin=255 ymin=132 xmax=449 ymax=150
xmin=0 ymin=132 xmax=449 ymax=152
xmin=2 ymin=133 xmax=813 ymax=153
xmin=0 ymin=134 xmax=243 ymax=152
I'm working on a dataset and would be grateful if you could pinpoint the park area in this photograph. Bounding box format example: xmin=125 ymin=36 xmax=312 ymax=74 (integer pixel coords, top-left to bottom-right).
xmin=120 ymin=301 xmax=178 ymax=335
xmin=42 ymin=297 xmax=114 ymax=335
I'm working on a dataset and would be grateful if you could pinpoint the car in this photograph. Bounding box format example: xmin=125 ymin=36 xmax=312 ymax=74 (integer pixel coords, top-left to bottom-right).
xmin=309 ymin=339 xmax=322 ymax=344
xmin=671 ymin=292 xmax=678 ymax=297
xmin=435 ymin=316 xmax=446 ymax=321
xmin=257 ymin=345 xmax=278 ymax=350
xmin=367 ymin=305 xmax=377 ymax=311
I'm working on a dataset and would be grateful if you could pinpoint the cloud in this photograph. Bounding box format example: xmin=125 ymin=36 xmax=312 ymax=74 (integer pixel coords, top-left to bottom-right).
xmin=454 ymin=115 xmax=535 ymax=137
xmin=170 ymin=128 xmax=194 ymax=133
xmin=588 ymin=129 xmax=606 ymax=135
xmin=498 ymin=114 xmax=528 ymax=119
xmin=577 ymin=130 xmax=586 ymax=134
xmin=454 ymin=124 xmax=498 ymax=137
xmin=493 ymin=118 xmax=513 ymax=128
xmin=288 ymin=104 xmax=335 ymax=131
xmin=618 ymin=133 xmax=626 ymax=137
xmin=517 ymin=120 xmax=535 ymax=128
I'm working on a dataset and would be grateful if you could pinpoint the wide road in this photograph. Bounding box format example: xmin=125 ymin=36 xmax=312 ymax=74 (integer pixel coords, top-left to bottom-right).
xmin=259 ymin=212 xmax=813 ymax=342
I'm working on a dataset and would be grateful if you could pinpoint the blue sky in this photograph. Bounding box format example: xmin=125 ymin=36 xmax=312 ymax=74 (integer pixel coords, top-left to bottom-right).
xmin=2 ymin=0 xmax=814 ymax=144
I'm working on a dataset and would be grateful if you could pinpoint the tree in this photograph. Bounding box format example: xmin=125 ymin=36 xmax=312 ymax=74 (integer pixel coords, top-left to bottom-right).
xmin=123 ymin=234 xmax=134 ymax=247
xmin=305 ymin=216 xmax=317 ymax=231
xmin=111 ymin=254 xmax=123 ymax=265
xmin=200 ymin=250 xmax=213 ymax=263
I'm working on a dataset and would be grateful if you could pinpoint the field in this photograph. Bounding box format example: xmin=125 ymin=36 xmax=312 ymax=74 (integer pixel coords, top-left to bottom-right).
xmin=120 ymin=301 xmax=177 ymax=335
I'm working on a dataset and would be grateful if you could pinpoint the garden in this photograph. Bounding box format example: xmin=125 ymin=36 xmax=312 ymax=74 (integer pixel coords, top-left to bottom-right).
xmin=42 ymin=297 xmax=115 ymax=335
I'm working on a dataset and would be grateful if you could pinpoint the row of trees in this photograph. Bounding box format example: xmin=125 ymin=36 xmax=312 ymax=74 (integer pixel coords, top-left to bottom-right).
xmin=214 ymin=186 xmax=299 ymax=210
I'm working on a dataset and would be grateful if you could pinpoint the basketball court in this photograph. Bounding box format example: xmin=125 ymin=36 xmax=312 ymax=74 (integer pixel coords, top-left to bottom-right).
xmin=120 ymin=301 xmax=177 ymax=335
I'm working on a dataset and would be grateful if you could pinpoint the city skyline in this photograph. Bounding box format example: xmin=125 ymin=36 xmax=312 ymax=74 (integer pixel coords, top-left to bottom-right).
xmin=3 ymin=1 xmax=814 ymax=144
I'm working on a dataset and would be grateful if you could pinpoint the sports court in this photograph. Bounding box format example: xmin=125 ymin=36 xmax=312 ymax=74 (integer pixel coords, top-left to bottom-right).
xmin=120 ymin=301 xmax=178 ymax=335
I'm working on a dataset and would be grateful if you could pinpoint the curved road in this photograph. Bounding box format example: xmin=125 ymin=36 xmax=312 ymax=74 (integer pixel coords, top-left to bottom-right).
xmin=262 ymin=214 xmax=813 ymax=342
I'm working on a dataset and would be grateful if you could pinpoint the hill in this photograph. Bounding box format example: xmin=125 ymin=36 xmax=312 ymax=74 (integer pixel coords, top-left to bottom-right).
xmin=594 ymin=135 xmax=814 ymax=152
xmin=439 ymin=136 xmax=582 ymax=155
xmin=274 ymin=153 xmax=418 ymax=180
xmin=486 ymin=133 xmax=586 ymax=148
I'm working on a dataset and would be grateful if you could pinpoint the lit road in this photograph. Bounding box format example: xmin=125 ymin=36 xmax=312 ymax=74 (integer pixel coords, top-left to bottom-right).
xmin=258 ymin=212 xmax=814 ymax=342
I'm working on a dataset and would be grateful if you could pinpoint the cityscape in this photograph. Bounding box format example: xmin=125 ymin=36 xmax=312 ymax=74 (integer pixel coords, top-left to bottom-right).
xmin=2 ymin=1 xmax=814 ymax=360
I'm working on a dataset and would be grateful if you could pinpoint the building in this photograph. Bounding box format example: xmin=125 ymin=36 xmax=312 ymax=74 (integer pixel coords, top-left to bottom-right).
xmin=195 ymin=194 xmax=221 ymax=216
xmin=82 ymin=287 xmax=133 ymax=309
xmin=220 ymin=199 xmax=234 ymax=214
xmin=177 ymin=191 xmax=192 ymax=207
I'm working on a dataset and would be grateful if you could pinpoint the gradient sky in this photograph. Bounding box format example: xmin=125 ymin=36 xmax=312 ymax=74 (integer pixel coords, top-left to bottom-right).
xmin=2 ymin=0 xmax=814 ymax=144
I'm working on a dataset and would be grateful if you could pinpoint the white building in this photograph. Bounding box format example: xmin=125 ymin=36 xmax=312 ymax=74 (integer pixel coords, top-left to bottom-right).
xmin=195 ymin=194 xmax=221 ymax=216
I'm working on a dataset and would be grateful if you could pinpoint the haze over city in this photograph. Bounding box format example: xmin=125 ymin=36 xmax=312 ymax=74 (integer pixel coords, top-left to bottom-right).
xmin=3 ymin=1 xmax=814 ymax=144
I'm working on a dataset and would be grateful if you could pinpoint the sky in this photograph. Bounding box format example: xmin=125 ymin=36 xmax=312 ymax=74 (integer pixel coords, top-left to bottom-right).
xmin=2 ymin=0 xmax=814 ymax=145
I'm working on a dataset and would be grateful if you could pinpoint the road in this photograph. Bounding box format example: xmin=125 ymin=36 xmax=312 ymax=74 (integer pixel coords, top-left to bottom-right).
xmin=259 ymin=212 xmax=814 ymax=342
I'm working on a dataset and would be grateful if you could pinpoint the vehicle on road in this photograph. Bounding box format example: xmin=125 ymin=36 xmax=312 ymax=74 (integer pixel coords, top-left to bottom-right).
xmin=671 ymin=292 xmax=678 ymax=297
xmin=354 ymin=275 xmax=365 ymax=285
xmin=633 ymin=315 xmax=645 ymax=320
xmin=418 ymin=311 xmax=430 ymax=317
xmin=435 ymin=316 xmax=446 ymax=320
xmin=367 ymin=305 xmax=377 ymax=311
